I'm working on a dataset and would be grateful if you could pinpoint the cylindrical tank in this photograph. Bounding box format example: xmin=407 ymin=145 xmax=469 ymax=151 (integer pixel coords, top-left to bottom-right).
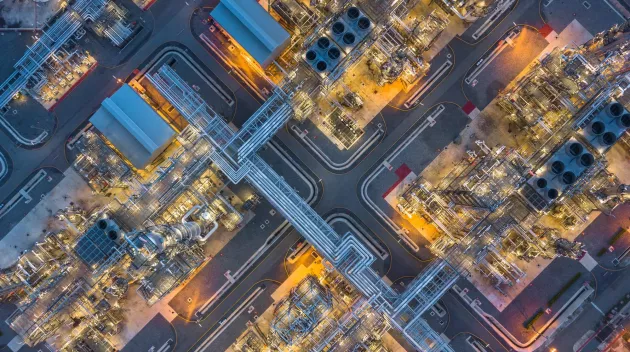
xmin=547 ymin=188 xmax=559 ymax=199
xmin=347 ymin=7 xmax=360 ymax=21
xmin=536 ymin=178 xmax=547 ymax=189
xmin=605 ymin=102 xmax=624 ymax=118
xmin=317 ymin=37 xmax=330 ymax=50
xmin=566 ymin=142 xmax=584 ymax=157
xmin=305 ymin=50 xmax=317 ymax=62
xmin=617 ymin=113 xmax=630 ymax=129
xmin=343 ymin=32 xmax=356 ymax=45
xmin=551 ymin=160 xmax=565 ymax=174
xmin=591 ymin=121 xmax=605 ymax=135
xmin=579 ymin=153 xmax=594 ymax=167
xmin=333 ymin=22 xmax=345 ymax=35
xmin=561 ymin=171 xmax=576 ymax=185
xmin=316 ymin=61 xmax=328 ymax=72
xmin=328 ymin=47 xmax=341 ymax=60
xmin=358 ymin=17 xmax=371 ymax=31
xmin=600 ymin=132 xmax=616 ymax=146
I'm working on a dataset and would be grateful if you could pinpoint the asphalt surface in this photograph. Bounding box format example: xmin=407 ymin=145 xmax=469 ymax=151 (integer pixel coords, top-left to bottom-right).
xmin=0 ymin=0 xmax=627 ymax=350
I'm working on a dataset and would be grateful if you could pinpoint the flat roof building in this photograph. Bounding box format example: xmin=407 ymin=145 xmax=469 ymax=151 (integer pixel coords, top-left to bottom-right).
xmin=211 ymin=0 xmax=290 ymax=69
xmin=90 ymin=84 xmax=176 ymax=169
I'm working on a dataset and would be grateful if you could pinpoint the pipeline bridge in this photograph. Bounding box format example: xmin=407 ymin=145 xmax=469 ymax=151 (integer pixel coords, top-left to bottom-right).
xmin=147 ymin=65 xmax=461 ymax=351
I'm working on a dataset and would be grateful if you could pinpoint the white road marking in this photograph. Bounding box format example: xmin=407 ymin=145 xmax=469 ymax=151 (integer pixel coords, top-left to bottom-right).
xmin=591 ymin=301 xmax=605 ymax=315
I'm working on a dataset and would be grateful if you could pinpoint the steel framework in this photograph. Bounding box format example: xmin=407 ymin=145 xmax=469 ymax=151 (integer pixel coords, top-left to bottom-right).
xmin=147 ymin=65 xmax=459 ymax=351
xmin=0 ymin=0 xmax=108 ymax=110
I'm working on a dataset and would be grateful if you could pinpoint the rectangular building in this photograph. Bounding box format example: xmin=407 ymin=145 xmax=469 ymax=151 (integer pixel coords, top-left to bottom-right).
xmin=211 ymin=0 xmax=291 ymax=68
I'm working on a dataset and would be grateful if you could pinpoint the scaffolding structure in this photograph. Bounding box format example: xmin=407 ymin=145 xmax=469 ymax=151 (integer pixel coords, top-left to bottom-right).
xmin=271 ymin=276 xmax=333 ymax=345
xmin=0 ymin=0 xmax=108 ymax=110
xmin=146 ymin=65 xmax=459 ymax=351
xmin=436 ymin=141 xmax=529 ymax=211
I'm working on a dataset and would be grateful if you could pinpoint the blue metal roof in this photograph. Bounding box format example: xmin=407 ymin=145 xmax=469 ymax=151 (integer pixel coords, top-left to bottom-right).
xmin=211 ymin=0 xmax=290 ymax=68
xmin=90 ymin=84 xmax=176 ymax=169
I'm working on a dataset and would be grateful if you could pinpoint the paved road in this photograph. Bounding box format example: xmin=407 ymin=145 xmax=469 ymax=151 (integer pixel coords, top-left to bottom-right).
xmin=0 ymin=0 xmax=625 ymax=350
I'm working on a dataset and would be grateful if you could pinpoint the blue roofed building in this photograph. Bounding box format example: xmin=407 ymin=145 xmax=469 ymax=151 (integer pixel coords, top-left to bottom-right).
xmin=211 ymin=0 xmax=291 ymax=69
xmin=89 ymin=83 xmax=176 ymax=169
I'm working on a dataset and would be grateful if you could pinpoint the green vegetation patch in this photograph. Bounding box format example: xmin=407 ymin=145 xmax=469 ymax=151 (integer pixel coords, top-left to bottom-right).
xmin=548 ymin=272 xmax=582 ymax=307
xmin=608 ymin=227 xmax=628 ymax=246
xmin=524 ymin=309 xmax=544 ymax=329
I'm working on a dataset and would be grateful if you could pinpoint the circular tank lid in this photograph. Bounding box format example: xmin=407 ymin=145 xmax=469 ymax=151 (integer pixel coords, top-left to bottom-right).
xmin=306 ymin=50 xmax=317 ymax=61
xmin=317 ymin=37 xmax=330 ymax=49
xmin=333 ymin=22 xmax=345 ymax=35
xmin=567 ymin=142 xmax=583 ymax=156
xmin=328 ymin=47 xmax=341 ymax=60
xmin=551 ymin=160 xmax=565 ymax=174
xmin=98 ymin=219 xmax=108 ymax=229
xmin=108 ymin=230 xmax=118 ymax=241
xmin=591 ymin=121 xmax=605 ymax=135
xmin=316 ymin=60 xmax=328 ymax=72
xmin=547 ymin=188 xmax=559 ymax=199
xmin=580 ymin=153 xmax=594 ymax=167
xmin=608 ymin=102 xmax=624 ymax=117
xmin=536 ymin=178 xmax=547 ymax=189
xmin=358 ymin=17 xmax=371 ymax=30
xmin=602 ymin=131 xmax=616 ymax=146
xmin=347 ymin=7 xmax=360 ymax=19
xmin=620 ymin=113 xmax=630 ymax=128
xmin=343 ymin=32 xmax=356 ymax=45
xmin=562 ymin=171 xmax=576 ymax=185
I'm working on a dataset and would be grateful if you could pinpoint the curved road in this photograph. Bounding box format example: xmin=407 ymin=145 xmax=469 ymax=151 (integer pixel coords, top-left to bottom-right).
xmin=0 ymin=0 xmax=624 ymax=350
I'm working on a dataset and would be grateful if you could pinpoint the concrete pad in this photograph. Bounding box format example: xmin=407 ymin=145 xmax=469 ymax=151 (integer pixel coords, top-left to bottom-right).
xmin=606 ymin=143 xmax=630 ymax=184
xmin=271 ymin=264 xmax=310 ymax=302
xmin=579 ymin=252 xmax=599 ymax=272
xmin=7 ymin=335 xmax=24 ymax=352
xmin=0 ymin=168 xmax=108 ymax=269
xmin=381 ymin=332 xmax=409 ymax=352
xmin=538 ymin=19 xmax=593 ymax=58
xmin=469 ymin=256 xmax=553 ymax=312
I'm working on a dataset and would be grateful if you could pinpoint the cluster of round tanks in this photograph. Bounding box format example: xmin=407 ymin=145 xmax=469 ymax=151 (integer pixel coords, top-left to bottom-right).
xmin=98 ymin=219 xmax=120 ymax=241
xmin=589 ymin=102 xmax=630 ymax=147
xmin=536 ymin=142 xmax=595 ymax=199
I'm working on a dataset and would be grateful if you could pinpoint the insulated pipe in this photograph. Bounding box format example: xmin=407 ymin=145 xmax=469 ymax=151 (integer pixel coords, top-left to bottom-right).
xmin=182 ymin=205 xmax=202 ymax=224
